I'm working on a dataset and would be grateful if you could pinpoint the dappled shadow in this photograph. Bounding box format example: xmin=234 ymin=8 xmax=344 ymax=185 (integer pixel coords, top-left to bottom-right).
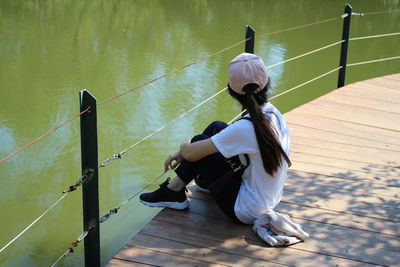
xmin=111 ymin=160 xmax=400 ymax=266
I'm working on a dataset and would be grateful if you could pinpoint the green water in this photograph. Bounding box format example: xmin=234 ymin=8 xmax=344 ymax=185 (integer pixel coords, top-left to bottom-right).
xmin=0 ymin=0 xmax=399 ymax=266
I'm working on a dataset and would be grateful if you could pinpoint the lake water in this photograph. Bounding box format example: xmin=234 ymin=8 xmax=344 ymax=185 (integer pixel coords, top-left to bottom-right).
xmin=0 ymin=0 xmax=399 ymax=266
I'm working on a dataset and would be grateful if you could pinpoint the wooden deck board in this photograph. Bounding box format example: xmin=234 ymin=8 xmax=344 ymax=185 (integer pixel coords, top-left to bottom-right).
xmin=107 ymin=74 xmax=400 ymax=266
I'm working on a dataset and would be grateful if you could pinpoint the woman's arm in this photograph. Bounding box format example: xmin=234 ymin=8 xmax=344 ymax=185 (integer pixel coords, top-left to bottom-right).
xmin=180 ymin=138 xmax=219 ymax=162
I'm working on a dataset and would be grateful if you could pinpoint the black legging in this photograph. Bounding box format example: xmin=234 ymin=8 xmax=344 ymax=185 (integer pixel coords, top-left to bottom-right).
xmin=175 ymin=121 xmax=244 ymax=224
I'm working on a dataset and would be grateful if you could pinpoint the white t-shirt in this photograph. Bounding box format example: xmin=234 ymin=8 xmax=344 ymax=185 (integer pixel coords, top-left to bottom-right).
xmin=211 ymin=103 xmax=290 ymax=224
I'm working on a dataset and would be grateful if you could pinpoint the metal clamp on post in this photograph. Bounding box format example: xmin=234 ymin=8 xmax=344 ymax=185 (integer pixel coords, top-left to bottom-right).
xmin=99 ymin=208 xmax=118 ymax=223
xmin=62 ymin=169 xmax=94 ymax=193
xmin=100 ymin=153 xmax=122 ymax=168
xmin=50 ymin=227 xmax=95 ymax=267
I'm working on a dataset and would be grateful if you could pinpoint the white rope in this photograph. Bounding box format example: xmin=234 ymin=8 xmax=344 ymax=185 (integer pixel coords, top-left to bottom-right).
xmin=350 ymin=32 xmax=400 ymax=41
xmin=347 ymin=55 xmax=400 ymax=67
xmin=100 ymin=87 xmax=228 ymax=164
xmin=266 ymin=40 xmax=344 ymax=69
xmin=99 ymin=169 xmax=174 ymax=223
xmin=101 ymin=40 xmax=347 ymax=161
xmin=0 ymin=193 xmax=69 ymax=253
xmin=228 ymin=66 xmax=343 ymax=124
xmin=50 ymin=230 xmax=90 ymax=267
xmin=119 ymin=87 xmax=227 ymax=155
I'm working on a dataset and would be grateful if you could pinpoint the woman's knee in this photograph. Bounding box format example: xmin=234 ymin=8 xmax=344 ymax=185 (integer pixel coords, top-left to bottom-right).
xmin=191 ymin=134 xmax=209 ymax=143
xmin=203 ymin=121 xmax=228 ymax=136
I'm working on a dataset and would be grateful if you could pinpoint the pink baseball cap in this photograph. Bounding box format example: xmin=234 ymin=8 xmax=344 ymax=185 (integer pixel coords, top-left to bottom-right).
xmin=228 ymin=53 xmax=269 ymax=95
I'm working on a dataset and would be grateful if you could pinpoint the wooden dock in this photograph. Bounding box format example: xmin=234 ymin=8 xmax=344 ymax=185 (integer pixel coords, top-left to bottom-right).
xmin=107 ymin=74 xmax=400 ymax=267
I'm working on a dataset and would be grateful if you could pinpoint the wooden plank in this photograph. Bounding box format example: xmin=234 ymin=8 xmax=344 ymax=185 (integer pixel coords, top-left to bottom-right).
xmin=385 ymin=74 xmax=400 ymax=82
xmin=291 ymin=143 xmax=399 ymax=167
xmin=158 ymin=208 xmax=400 ymax=253
xmin=286 ymin=112 xmax=400 ymax=145
xmin=315 ymin=97 xmax=400 ymax=114
xmin=308 ymin=100 xmax=400 ymax=123
xmin=364 ymin=77 xmax=400 ymax=90
xmin=289 ymin=161 xmax=400 ymax=187
xmin=344 ymin=82 xmax=400 ymax=96
xmin=290 ymin=152 xmax=400 ymax=180
xmin=149 ymin=203 xmax=400 ymax=266
xmin=282 ymin=192 xmax=400 ymax=222
xmin=187 ymin=191 xmax=400 ymax=237
xmin=285 ymin=170 xmax=400 ymax=201
xmin=138 ymin=219 xmax=379 ymax=267
xmin=332 ymin=83 xmax=400 ymax=104
xmin=289 ymin=124 xmax=400 ymax=152
xmin=293 ymin=102 xmax=400 ymax=132
xmin=291 ymin=136 xmax=400 ymax=164
xmin=107 ymin=258 xmax=157 ymax=267
xmin=111 ymin=240 xmax=229 ymax=267
xmin=130 ymin=233 xmax=286 ymax=267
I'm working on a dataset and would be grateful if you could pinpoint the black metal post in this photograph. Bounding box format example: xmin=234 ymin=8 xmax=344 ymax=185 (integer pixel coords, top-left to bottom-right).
xmin=338 ymin=4 xmax=352 ymax=88
xmin=79 ymin=89 xmax=100 ymax=267
xmin=245 ymin=25 xmax=255 ymax=53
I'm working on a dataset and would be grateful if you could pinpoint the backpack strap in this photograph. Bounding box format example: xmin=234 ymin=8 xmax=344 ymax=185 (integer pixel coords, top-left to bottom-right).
xmin=240 ymin=117 xmax=292 ymax=167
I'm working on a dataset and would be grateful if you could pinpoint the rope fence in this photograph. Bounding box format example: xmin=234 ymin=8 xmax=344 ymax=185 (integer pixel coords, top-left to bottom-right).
xmin=0 ymin=14 xmax=358 ymax=165
xmin=265 ymin=40 xmax=344 ymax=69
xmin=350 ymin=32 xmax=400 ymax=41
xmin=99 ymin=170 xmax=171 ymax=223
xmin=0 ymin=108 xmax=90 ymax=163
xmin=50 ymin=227 xmax=94 ymax=267
xmin=0 ymin=194 xmax=68 ymax=254
xmin=99 ymin=38 xmax=347 ymax=168
xmin=2 ymin=9 xmax=400 ymax=164
xmin=359 ymin=9 xmax=400 ymax=16
xmin=0 ymin=170 xmax=93 ymax=254
xmin=347 ymin=55 xmax=400 ymax=67
xmin=1 ymin=6 xmax=400 ymax=266
xmin=99 ymin=87 xmax=228 ymax=167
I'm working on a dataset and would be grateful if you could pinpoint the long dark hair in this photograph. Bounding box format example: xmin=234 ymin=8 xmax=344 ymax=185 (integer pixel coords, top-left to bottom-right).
xmin=228 ymin=81 xmax=284 ymax=175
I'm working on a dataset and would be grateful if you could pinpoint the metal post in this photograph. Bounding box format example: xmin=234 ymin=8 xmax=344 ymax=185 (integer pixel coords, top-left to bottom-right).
xmin=79 ymin=89 xmax=100 ymax=267
xmin=245 ymin=25 xmax=255 ymax=53
xmin=338 ymin=4 xmax=352 ymax=88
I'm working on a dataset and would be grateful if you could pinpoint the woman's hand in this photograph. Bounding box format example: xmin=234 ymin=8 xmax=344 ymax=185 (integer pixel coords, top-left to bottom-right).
xmin=164 ymin=151 xmax=183 ymax=172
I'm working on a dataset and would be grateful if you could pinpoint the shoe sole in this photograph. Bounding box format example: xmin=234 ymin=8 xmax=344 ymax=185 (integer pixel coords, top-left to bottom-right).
xmin=140 ymin=199 xmax=189 ymax=210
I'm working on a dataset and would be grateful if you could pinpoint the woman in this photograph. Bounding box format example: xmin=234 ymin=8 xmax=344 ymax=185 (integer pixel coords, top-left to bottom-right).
xmin=140 ymin=52 xmax=290 ymax=225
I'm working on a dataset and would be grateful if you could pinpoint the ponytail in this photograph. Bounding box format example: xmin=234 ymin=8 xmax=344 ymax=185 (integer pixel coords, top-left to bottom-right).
xmin=228 ymin=82 xmax=284 ymax=175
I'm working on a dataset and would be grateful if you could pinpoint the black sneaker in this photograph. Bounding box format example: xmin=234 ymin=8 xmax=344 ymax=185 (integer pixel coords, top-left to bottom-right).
xmin=139 ymin=178 xmax=189 ymax=210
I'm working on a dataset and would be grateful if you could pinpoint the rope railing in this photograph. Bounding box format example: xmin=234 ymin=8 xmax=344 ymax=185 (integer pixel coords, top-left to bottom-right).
xmin=265 ymin=40 xmax=344 ymax=69
xmin=256 ymin=16 xmax=342 ymax=39
xmin=347 ymin=55 xmax=400 ymax=67
xmin=350 ymin=32 xmax=400 ymax=41
xmin=50 ymin=227 xmax=94 ymax=267
xmin=0 ymin=170 xmax=93 ymax=254
xmin=0 ymin=14 xmax=355 ymax=164
xmin=0 ymin=194 xmax=68 ymax=254
xmin=2 ymin=9 xmax=400 ymax=165
xmin=99 ymin=38 xmax=346 ymax=168
xmin=0 ymin=108 xmax=90 ymax=163
xmin=360 ymin=9 xmax=400 ymax=16
xmin=99 ymin=170 xmax=171 ymax=223
xmin=99 ymin=87 xmax=228 ymax=167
